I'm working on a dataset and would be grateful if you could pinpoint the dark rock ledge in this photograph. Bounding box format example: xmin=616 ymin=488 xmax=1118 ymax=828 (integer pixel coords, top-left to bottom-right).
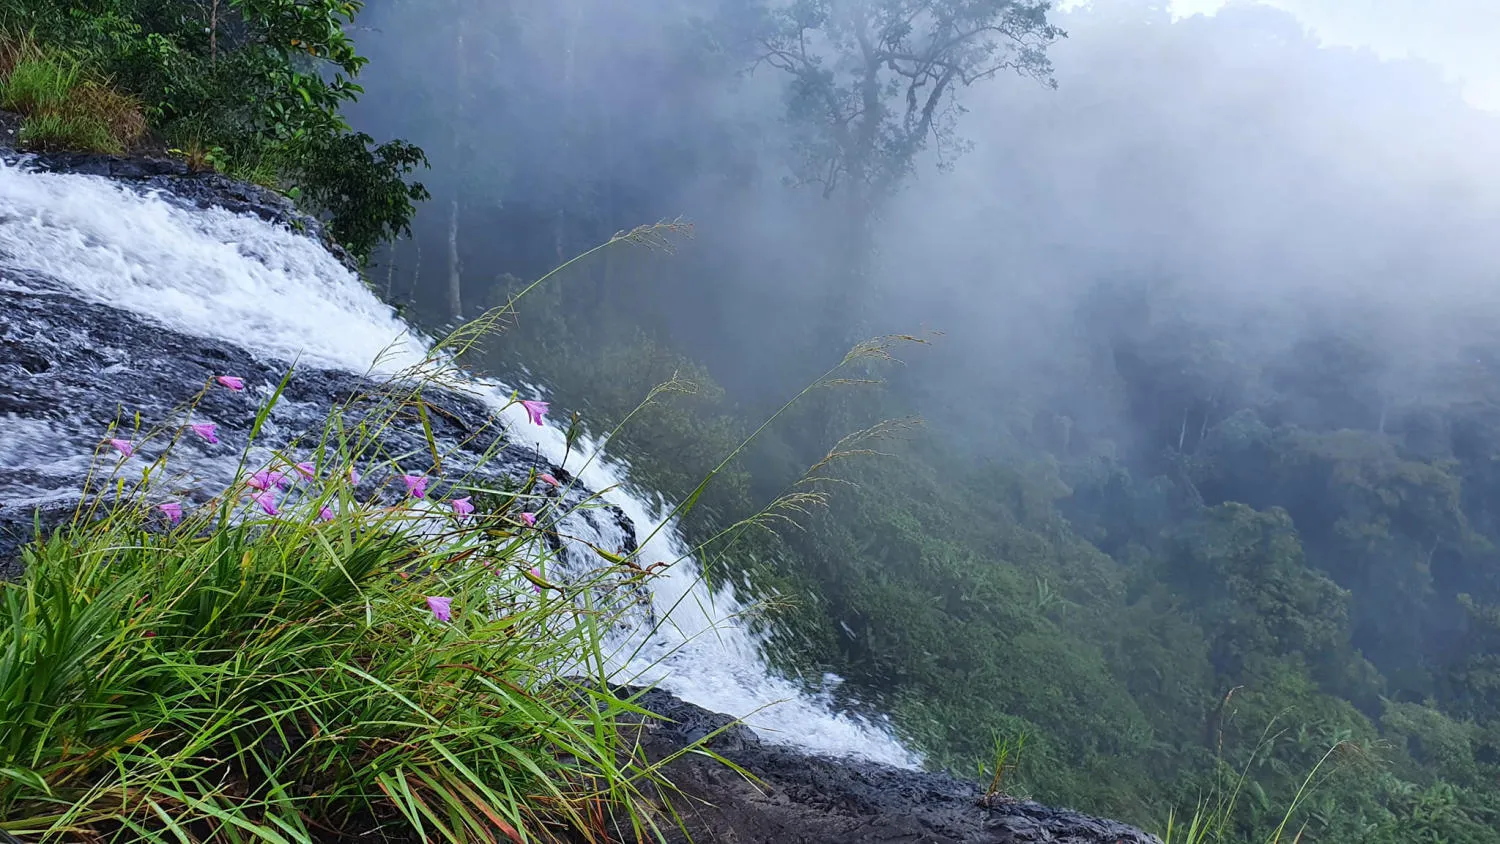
xmin=623 ymin=687 xmax=1162 ymax=844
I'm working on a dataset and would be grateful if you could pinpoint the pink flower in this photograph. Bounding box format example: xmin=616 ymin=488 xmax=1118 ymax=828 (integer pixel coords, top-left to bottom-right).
xmin=250 ymin=490 xmax=279 ymax=516
xmin=347 ymin=466 xmax=361 ymax=485
xmin=189 ymin=422 xmax=218 ymax=444
xmin=519 ymin=512 xmax=536 ymax=527
xmin=425 ymin=596 xmax=453 ymax=622
xmin=318 ymin=505 xmax=334 ymax=522
xmin=520 ymin=400 xmax=549 ymax=426
xmin=158 ymin=502 xmax=182 ymax=524
xmin=401 ymin=474 xmax=427 ymax=499
xmin=538 ymin=472 xmax=560 ymax=487
xmin=108 ymin=438 xmax=134 ymax=458
xmin=451 ymin=497 xmax=474 ymax=518
xmin=530 ymin=567 xmax=543 ymax=594
xmin=294 ymin=461 xmax=316 ymax=480
xmin=216 ymin=375 xmax=245 ymax=391
xmin=248 ymin=469 xmax=289 ymax=491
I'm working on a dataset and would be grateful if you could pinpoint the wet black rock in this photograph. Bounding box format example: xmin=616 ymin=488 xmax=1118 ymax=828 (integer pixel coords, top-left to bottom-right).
xmin=622 ymin=686 xmax=1163 ymax=844
xmin=0 ymin=145 xmax=621 ymax=581
xmin=0 ymin=273 xmax=627 ymax=574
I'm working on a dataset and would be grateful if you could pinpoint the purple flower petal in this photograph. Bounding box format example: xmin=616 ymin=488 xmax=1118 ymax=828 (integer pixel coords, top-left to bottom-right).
xmin=318 ymin=505 xmax=334 ymax=522
xmin=520 ymin=400 xmax=549 ymax=426
xmin=295 ymin=462 xmax=316 ymax=480
xmin=158 ymin=502 xmax=183 ymax=524
xmin=347 ymin=465 xmax=361 ymax=485
xmin=189 ymin=422 xmax=218 ymax=444
xmin=216 ymin=375 xmax=245 ymax=391
xmin=401 ymin=474 xmax=428 ymax=499
xmin=519 ymin=512 xmax=537 ymax=527
xmin=530 ymin=567 xmax=543 ymax=594
xmin=247 ymin=470 xmax=284 ymax=491
xmin=451 ymin=496 xmax=474 ymax=518
xmin=108 ymin=438 xmax=134 ymax=458
xmin=426 ymin=596 xmax=453 ymax=622
xmin=250 ymin=490 xmax=279 ymax=516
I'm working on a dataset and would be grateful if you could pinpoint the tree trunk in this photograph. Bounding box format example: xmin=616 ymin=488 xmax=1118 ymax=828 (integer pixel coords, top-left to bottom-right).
xmin=599 ymin=90 xmax=615 ymax=313
xmin=209 ymin=0 xmax=219 ymax=63
xmin=816 ymin=186 xmax=873 ymax=365
xmin=1198 ymin=401 xmax=1212 ymax=450
xmin=406 ymin=236 xmax=421 ymax=309
xmin=447 ymin=199 xmax=462 ymax=320
xmin=383 ymin=241 xmax=397 ymax=300
xmin=446 ymin=19 xmax=467 ymax=322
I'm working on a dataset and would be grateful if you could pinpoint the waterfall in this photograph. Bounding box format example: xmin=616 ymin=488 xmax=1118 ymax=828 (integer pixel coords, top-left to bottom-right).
xmin=0 ymin=159 xmax=918 ymax=767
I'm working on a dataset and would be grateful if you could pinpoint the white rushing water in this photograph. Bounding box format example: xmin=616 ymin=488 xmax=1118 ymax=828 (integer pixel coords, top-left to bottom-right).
xmin=0 ymin=161 xmax=919 ymax=767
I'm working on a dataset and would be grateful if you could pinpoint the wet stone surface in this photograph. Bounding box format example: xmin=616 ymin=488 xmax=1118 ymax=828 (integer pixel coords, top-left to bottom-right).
xmin=620 ymin=686 xmax=1164 ymax=844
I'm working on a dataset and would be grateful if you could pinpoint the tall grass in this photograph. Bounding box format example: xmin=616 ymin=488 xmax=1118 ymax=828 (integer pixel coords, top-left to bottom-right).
xmin=0 ymin=341 xmax=716 ymax=841
xmin=1159 ymin=702 xmax=1358 ymax=844
xmin=0 ymin=31 xmax=144 ymax=153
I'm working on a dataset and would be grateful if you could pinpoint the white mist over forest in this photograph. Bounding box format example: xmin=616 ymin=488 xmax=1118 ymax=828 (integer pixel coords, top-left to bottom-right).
xmin=343 ymin=0 xmax=1500 ymax=837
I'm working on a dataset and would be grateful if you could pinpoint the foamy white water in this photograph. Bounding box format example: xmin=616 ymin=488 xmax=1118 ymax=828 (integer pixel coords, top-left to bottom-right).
xmin=0 ymin=161 xmax=919 ymax=767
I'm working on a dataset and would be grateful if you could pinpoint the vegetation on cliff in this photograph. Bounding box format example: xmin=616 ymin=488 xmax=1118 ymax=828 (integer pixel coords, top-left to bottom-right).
xmin=0 ymin=0 xmax=427 ymax=261
xmin=0 ymin=351 xmax=700 ymax=841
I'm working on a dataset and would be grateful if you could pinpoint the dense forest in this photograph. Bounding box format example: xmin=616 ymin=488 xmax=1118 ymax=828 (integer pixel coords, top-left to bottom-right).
xmin=334 ymin=1 xmax=1500 ymax=840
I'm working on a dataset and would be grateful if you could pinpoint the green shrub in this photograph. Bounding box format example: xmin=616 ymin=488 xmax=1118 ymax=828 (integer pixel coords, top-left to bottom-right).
xmin=0 ymin=1 xmax=428 ymax=262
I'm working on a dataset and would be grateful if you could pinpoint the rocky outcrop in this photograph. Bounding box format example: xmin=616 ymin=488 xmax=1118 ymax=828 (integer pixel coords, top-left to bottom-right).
xmin=626 ymin=687 xmax=1163 ymax=844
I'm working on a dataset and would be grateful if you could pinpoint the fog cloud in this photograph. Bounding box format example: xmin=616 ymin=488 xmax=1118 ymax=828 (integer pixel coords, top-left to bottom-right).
xmin=348 ymin=0 xmax=1500 ymax=455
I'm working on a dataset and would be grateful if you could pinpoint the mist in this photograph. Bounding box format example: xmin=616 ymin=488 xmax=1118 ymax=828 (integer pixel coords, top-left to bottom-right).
xmin=875 ymin=2 xmax=1500 ymax=450
xmin=342 ymin=0 xmax=1500 ymax=833
xmin=349 ymin=0 xmax=1500 ymax=437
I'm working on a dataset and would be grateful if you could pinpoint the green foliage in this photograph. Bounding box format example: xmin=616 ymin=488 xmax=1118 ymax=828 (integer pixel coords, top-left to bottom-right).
xmin=1160 ymin=503 xmax=1351 ymax=679
xmin=0 ymin=0 xmax=428 ymax=261
xmin=296 ymin=130 xmax=431 ymax=259
xmin=475 ymin=270 xmax=756 ymax=539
